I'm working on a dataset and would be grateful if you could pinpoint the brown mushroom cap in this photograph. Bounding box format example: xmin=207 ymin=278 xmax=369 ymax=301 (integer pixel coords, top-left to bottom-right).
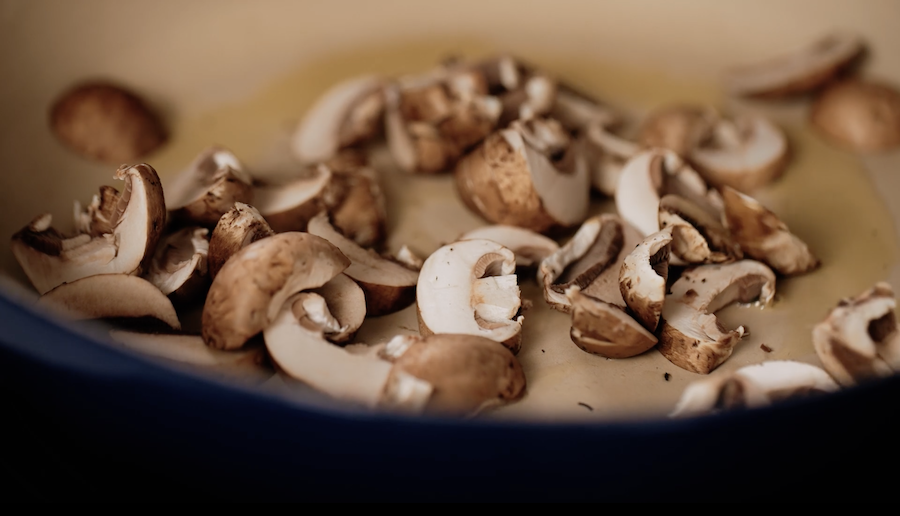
xmin=165 ymin=146 xmax=254 ymax=227
xmin=566 ymin=286 xmax=658 ymax=359
xmin=145 ymin=226 xmax=210 ymax=304
xmin=810 ymin=79 xmax=900 ymax=152
xmin=659 ymin=194 xmax=742 ymax=265
xmin=207 ymin=202 xmax=275 ymax=280
xmin=254 ymin=164 xmax=332 ymax=233
xmin=618 ymin=227 xmax=673 ymax=332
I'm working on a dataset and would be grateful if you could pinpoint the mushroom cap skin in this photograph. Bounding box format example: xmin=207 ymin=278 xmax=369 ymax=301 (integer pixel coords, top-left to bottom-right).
xmin=145 ymin=226 xmax=210 ymax=304
xmin=254 ymin=164 xmax=332 ymax=233
xmin=810 ymin=79 xmax=900 ymax=153
xmin=11 ymin=163 xmax=166 ymax=295
xmin=657 ymin=260 xmax=777 ymax=374
xmin=416 ymin=239 xmax=524 ymax=354
xmin=566 ymin=286 xmax=658 ymax=359
xmin=723 ymin=32 xmax=865 ymax=98
xmin=459 ymin=225 xmax=560 ymax=268
xmin=37 ymin=273 xmax=181 ymax=331
xmin=637 ymin=104 xmax=717 ymax=158
xmin=310 ymin=272 xmax=367 ymax=344
xmin=618 ymin=227 xmax=673 ymax=332
xmin=720 ymin=187 xmax=819 ymax=276
xmin=202 ymin=232 xmax=350 ymax=350
xmin=207 ymin=202 xmax=275 ymax=280
xmin=659 ymin=194 xmax=743 ymax=265
xmin=324 ymin=163 xmax=388 ymax=249
xmin=380 ymin=334 xmax=527 ymax=417
xmin=164 ymin=146 xmax=254 ymax=228
xmin=812 ymin=282 xmax=900 ymax=387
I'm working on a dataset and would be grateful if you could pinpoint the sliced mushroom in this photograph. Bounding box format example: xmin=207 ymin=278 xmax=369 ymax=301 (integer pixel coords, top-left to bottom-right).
xmin=416 ymin=239 xmax=524 ymax=353
xmin=253 ymin=164 xmax=332 ymax=233
xmin=37 ymin=273 xmax=181 ymax=330
xmin=689 ymin=114 xmax=789 ymax=193
xmin=459 ymin=225 xmax=560 ymax=268
xmin=307 ymin=211 xmax=418 ymax=316
xmin=670 ymin=361 xmax=840 ymax=418
xmin=72 ymin=185 xmax=122 ymax=236
xmin=812 ymin=282 xmax=900 ymax=387
xmin=207 ymin=202 xmax=275 ymax=280
xmin=11 ymin=164 xmax=166 ymax=295
xmin=320 ymin=153 xmax=388 ymax=248
xmin=164 ymin=146 xmax=254 ymax=227
xmin=145 ymin=226 xmax=210 ymax=304
xmin=392 ymin=245 xmax=425 ymax=271
xmin=310 ymin=272 xmax=367 ymax=343
xmin=586 ymin=123 xmax=641 ymax=196
xmin=659 ymin=194 xmax=742 ymax=265
xmin=291 ymin=75 xmax=385 ymax=164
xmin=566 ymin=285 xmax=658 ymax=359
xmin=619 ymin=227 xmax=673 ymax=332
xmin=455 ymin=117 xmax=590 ymax=233
xmin=723 ymin=32 xmax=864 ymax=98
xmin=721 ymin=186 xmax=819 ymax=275
xmin=202 ymin=232 xmax=349 ymax=350
xmin=637 ymin=104 xmax=717 ymax=157
xmin=810 ymin=79 xmax=900 ymax=152
xmin=550 ymin=86 xmax=619 ymax=132
xmin=658 ymin=260 xmax=777 ymax=374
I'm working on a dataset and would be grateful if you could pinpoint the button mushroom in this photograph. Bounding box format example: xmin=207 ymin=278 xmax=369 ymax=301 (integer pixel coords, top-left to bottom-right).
xmin=809 ymin=79 xmax=900 ymax=153
xmin=164 ymin=146 xmax=254 ymax=227
xmin=207 ymin=202 xmax=275 ymax=280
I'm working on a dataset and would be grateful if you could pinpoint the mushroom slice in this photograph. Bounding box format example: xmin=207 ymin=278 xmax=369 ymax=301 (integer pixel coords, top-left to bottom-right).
xmin=378 ymin=334 xmax=527 ymax=416
xmin=550 ymin=86 xmax=619 ymax=132
xmin=538 ymin=214 xmax=642 ymax=312
xmin=291 ymin=75 xmax=385 ymax=164
xmin=265 ymin=293 xmax=433 ymax=412
xmin=73 ymin=185 xmax=121 ymax=236
xmin=810 ymin=79 xmax=900 ymax=153
xmin=307 ymin=212 xmax=418 ymax=316
xmin=637 ymin=104 xmax=717 ymax=158
xmin=812 ymin=282 xmax=900 ymax=387
xmin=659 ymin=194 xmax=742 ymax=265
xmin=689 ymin=114 xmax=789 ymax=193
xmin=320 ymin=153 xmax=388 ymax=248
xmin=658 ymin=260 xmax=777 ymax=374
xmin=145 ymin=226 xmax=210 ymax=304
xmin=11 ymin=163 xmax=166 ymax=295
xmin=721 ymin=187 xmax=819 ymax=275
xmin=164 ymin=146 xmax=254 ymax=227
xmin=310 ymin=273 xmax=367 ymax=344
xmin=459 ymin=225 xmax=560 ymax=268
xmin=586 ymin=123 xmax=641 ymax=197
xmin=202 ymin=232 xmax=350 ymax=350
xmin=670 ymin=361 xmax=839 ymax=418
xmin=619 ymin=227 xmax=673 ymax=332
xmin=392 ymin=245 xmax=425 ymax=271
xmin=253 ymin=164 xmax=332 ymax=233
xmin=417 ymin=239 xmax=523 ymax=353
xmin=207 ymin=202 xmax=275 ymax=280
xmin=37 ymin=274 xmax=181 ymax=330
xmin=566 ymin=286 xmax=658 ymax=359
xmin=454 ymin=117 xmax=590 ymax=233
xmin=723 ymin=32 xmax=864 ymax=98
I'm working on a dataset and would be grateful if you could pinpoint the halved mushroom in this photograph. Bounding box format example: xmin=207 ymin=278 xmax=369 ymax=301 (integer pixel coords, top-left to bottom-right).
xmin=201 ymin=232 xmax=349 ymax=350
xmin=670 ymin=360 xmax=840 ymax=418
xmin=566 ymin=285 xmax=658 ymax=358
xmin=459 ymin=225 xmax=560 ymax=268
xmin=809 ymin=79 xmax=900 ymax=152
xmin=207 ymin=202 xmax=275 ymax=280
xmin=619 ymin=227 xmax=673 ymax=332
xmin=307 ymin=212 xmax=418 ymax=316
xmin=253 ymin=164 xmax=332 ymax=233
xmin=812 ymin=282 xmax=900 ymax=387
xmin=689 ymin=114 xmax=789 ymax=193
xmin=144 ymin=226 xmax=210 ymax=304
xmin=291 ymin=75 xmax=386 ymax=164
xmin=320 ymin=153 xmax=388 ymax=248
xmin=721 ymin=186 xmax=819 ymax=275
xmin=455 ymin=117 xmax=590 ymax=233
xmin=723 ymin=32 xmax=864 ymax=98
xmin=657 ymin=260 xmax=777 ymax=374
xmin=11 ymin=163 xmax=166 ymax=295
xmin=37 ymin=273 xmax=181 ymax=330
xmin=659 ymin=194 xmax=742 ymax=265
xmin=637 ymin=104 xmax=717 ymax=158
xmin=164 ymin=146 xmax=254 ymax=227
xmin=416 ymin=239 xmax=524 ymax=354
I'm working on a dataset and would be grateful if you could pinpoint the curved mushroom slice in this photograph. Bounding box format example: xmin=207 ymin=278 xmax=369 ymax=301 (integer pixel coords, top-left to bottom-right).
xmin=615 ymin=149 xmax=722 ymax=237
xmin=165 ymin=146 xmax=253 ymax=227
xmin=378 ymin=334 xmax=527 ymax=416
xmin=37 ymin=273 xmax=181 ymax=331
xmin=11 ymin=163 xmax=166 ymax=295
xmin=658 ymin=260 xmax=777 ymax=374
xmin=145 ymin=226 xmax=210 ymax=304
xmin=253 ymin=164 xmax=332 ymax=233
xmin=689 ymin=114 xmax=789 ymax=193
xmin=392 ymin=245 xmax=425 ymax=271
xmin=207 ymin=202 xmax=275 ymax=280
xmin=323 ymin=161 xmax=388 ymax=249
xmin=550 ymin=86 xmax=619 ymax=132
xmin=659 ymin=194 xmax=742 ymax=265
xmin=670 ymin=361 xmax=839 ymax=418
xmin=73 ymin=185 xmax=121 ymax=236
xmin=202 ymin=232 xmax=350 ymax=350
xmin=307 ymin=212 xmax=418 ymax=317
xmin=455 ymin=118 xmax=590 ymax=233
xmin=810 ymin=79 xmax=900 ymax=153
xmin=619 ymin=227 xmax=673 ymax=332
xmin=723 ymin=32 xmax=864 ymax=98
xmin=566 ymin=286 xmax=658 ymax=359
xmin=417 ymin=239 xmax=524 ymax=354
xmin=538 ymin=214 xmax=642 ymax=312
xmin=637 ymin=104 xmax=717 ymax=158
xmin=812 ymin=282 xmax=900 ymax=387
xmin=291 ymin=75 xmax=386 ymax=164
xmin=310 ymin=273 xmax=366 ymax=344
xmin=721 ymin=187 xmax=819 ymax=275
xmin=459 ymin=225 xmax=560 ymax=268
xmin=586 ymin=123 xmax=640 ymax=197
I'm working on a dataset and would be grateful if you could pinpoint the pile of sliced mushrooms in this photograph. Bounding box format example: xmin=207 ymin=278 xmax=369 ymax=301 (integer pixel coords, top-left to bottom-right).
xmin=13 ymin=32 xmax=900 ymax=419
